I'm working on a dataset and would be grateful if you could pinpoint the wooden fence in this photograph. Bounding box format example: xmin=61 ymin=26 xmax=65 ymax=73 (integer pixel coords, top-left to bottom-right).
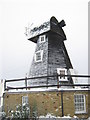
xmin=4 ymin=74 xmax=90 ymax=91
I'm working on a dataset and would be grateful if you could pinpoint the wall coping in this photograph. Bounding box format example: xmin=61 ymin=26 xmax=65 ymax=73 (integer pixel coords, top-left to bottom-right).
xmin=4 ymin=87 xmax=90 ymax=94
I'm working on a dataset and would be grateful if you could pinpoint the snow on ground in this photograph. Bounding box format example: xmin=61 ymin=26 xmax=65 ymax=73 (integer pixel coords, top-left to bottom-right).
xmin=39 ymin=113 xmax=79 ymax=119
xmin=39 ymin=113 xmax=71 ymax=118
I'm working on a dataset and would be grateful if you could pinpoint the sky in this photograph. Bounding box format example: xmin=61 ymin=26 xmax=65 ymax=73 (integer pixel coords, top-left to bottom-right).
xmin=0 ymin=0 xmax=89 ymax=83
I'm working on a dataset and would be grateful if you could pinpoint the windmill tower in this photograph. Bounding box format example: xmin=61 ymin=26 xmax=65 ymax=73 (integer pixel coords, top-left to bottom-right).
xmin=26 ymin=16 xmax=74 ymax=87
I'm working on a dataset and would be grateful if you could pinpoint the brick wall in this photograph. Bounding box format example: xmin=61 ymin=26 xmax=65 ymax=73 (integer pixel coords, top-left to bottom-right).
xmin=3 ymin=90 xmax=89 ymax=118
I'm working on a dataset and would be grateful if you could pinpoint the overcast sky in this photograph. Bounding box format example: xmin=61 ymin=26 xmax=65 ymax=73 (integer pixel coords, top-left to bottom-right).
xmin=0 ymin=0 xmax=89 ymax=81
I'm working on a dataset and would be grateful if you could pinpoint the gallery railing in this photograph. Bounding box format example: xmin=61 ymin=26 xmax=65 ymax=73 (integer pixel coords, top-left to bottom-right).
xmin=4 ymin=74 xmax=90 ymax=91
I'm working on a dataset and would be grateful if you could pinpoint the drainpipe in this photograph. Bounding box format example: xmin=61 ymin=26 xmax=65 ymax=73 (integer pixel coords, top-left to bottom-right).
xmin=61 ymin=91 xmax=64 ymax=117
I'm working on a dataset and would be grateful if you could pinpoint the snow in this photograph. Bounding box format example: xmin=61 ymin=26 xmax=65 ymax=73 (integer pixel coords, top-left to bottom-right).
xmin=5 ymin=86 xmax=89 ymax=93
xmin=62 ymin=115 xmax=71 ymax=118
xmin=25 ymin=20 xmax=50 ymax=39
xmin=0 ymin=112 xmax=6 ymax=117
xmin=73 ymin=115 xmax=78 ymax=118
xmin=11 ymin=110 xmax=14 ymax=113
xmin=55 ymin=108 xmax=58 ymax=112
xmin=39 ymin=113 xmax=79 ymax=119
xmin=39 ymin=113 xmax=60 ymax=118
xmin=22 ymin=103 xmax=27 ymax=107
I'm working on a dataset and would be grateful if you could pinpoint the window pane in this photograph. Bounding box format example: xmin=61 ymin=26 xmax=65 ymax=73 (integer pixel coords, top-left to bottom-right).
xmin=74 ymin=94 xmax=86 ymax=113
xmin=36 ymin=52 xmax=41 ymax=61
xmin=35 ymin=50 xmax=43 ymax=62
xmin=22 ymin=96 xmax=28 ymax=105
xmin=60 ymin=70 xmax=65 ymax=79
xmin=39 ymin=35 xmax=45 ymax=43
xmin=41 ymin=36 xmax=44 ymax=41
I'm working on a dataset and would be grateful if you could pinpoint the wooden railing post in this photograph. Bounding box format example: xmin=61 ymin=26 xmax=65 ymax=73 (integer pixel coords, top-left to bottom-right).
xmin=25 ymin=77 xmax=27 ymax=90
xmin=4 ymin=80 xmax=6 ymax=91
xmin=4 ymin=74 xmax=90 ymax=90
xmin=57 ymin=74 xmax=59 ymax=88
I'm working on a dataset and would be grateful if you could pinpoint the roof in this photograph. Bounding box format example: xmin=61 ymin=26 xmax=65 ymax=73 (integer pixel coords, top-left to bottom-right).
xmin=25 ymin=16 xmax=66 ymax=43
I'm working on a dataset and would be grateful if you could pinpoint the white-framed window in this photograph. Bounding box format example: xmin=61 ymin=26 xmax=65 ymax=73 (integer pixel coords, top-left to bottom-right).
xmin=39 ymin=35 xmax=46 ymax=43
xmin=22 ymin=96 xmax=28 ymax=105
xmin=57 ymin=68 xmax=68 ymax=81
xmin=74 ymin=94 xmax=86 ymax=114
xmin=35 ymin=50 xmax=43 ymax=62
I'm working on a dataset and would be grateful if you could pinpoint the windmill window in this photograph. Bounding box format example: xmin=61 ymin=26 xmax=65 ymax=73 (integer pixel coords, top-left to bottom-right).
xmin=74 ymin=94 xmax=86 ymax=114
xmin=57 ymin=68 xmax=68 ymax=81
xmin=35 ymin=50 xmax=43 ymax=62
xmin=39 ymin=35 xmax=46 ymax=43
xmin=60 ymin=70 xmax=65 ymax=79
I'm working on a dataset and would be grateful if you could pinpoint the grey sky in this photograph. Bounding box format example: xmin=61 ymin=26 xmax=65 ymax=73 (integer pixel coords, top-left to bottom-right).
xmin=0 ymin=0 xmax=88 ymax=81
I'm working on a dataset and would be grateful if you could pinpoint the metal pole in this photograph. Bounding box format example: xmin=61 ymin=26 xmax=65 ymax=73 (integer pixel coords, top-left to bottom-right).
xmin=61 ymin=91 xmax=64 ymax=117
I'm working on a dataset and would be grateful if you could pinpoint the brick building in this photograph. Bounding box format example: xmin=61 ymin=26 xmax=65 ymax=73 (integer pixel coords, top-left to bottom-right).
xmin=3 ymin=88 xmax=90 ymax=118
xmin=3 ymin=16 xmax=90 ymax=119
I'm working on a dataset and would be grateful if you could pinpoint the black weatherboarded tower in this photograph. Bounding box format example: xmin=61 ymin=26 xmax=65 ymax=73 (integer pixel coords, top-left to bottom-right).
xmin=26 ymin=16 xmax=74 ymax=87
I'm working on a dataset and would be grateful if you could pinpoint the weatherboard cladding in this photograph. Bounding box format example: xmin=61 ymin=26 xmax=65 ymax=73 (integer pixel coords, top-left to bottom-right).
xmin=47 ymin=33 xmax=73 ymax=85
xmin=28 ymin=31 xmax=73 ymax=86
xmin=28 ymin=16 xmax=73 ymax=86
xmin=28 ymin=33 xmax=48 ymax=86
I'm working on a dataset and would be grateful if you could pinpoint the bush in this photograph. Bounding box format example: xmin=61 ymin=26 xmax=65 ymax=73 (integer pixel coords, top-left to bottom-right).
xmin=9 ymin=103 xmax=30 ymax=119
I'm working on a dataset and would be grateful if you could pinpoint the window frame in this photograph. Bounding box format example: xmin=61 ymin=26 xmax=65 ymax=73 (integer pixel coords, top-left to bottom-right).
xmin=57 ymin=68 xmax=68 ymax=81
xmin=34 ymin=50 xmax=43 ymax=62
xmin=39 ymin=35 xmax=46 ymax=43
xmin=74 ymin=94 xmax=86 ymax=114
xmin=22 ymin=96 xmax=28 ymax=105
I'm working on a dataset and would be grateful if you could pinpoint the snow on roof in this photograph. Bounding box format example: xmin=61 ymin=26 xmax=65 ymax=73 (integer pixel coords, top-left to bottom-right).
xmin=4 ymin=87 xmax=89 ymax=94
xmin=25 ymin=20 xmax=50 ymax=40
xmin=25 ymin=16 xmax=66 ymax=42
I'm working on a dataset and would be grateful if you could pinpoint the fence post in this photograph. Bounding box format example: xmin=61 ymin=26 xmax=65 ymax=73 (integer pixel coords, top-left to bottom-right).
xmin=57 ymin=74 xmax=59 ymax=88
xmin=25 ymin=77 xmax=27 ymax=90
xmin=4 ymin=80 xmax=6 ymax=91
